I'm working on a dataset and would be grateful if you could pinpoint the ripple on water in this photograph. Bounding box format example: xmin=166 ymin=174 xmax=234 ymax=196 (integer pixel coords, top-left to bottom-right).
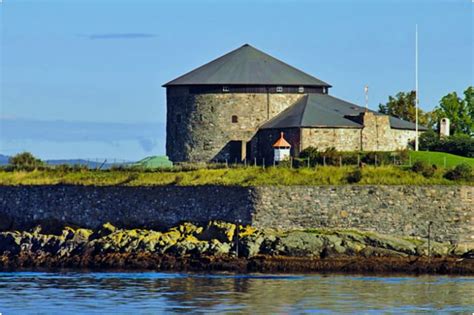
xmin=0 ymin=272 xmax=473 ymax=314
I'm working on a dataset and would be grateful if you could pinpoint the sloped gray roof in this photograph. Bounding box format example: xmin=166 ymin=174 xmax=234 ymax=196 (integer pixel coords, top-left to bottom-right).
xmin=260 ymin=94 xmax=428 ymax=131
xmin=163 ymin=44 xmax=331 ymax=87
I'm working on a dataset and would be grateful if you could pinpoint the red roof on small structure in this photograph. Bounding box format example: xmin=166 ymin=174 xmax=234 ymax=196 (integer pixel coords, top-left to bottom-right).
xmin=273 ymin=132 xmax=291 ymax=148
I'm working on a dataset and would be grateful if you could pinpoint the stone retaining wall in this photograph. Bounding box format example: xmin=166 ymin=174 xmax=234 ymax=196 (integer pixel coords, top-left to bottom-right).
xmin=0 ymin=186 xmax=255 ymax=230
xmin=0 ymin=185 xmax=472 ymax=245
xmin=252 ymin=186 xmax=473 ymax=246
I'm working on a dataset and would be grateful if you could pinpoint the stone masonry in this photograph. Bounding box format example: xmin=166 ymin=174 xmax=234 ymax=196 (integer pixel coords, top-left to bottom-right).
xmin=0 ymin=185 xmax=472 ymax=246
xmin=166 ymin=87 xmax=303 ymax=162
xmin=167 ymin=89 xmax=420 ymax=164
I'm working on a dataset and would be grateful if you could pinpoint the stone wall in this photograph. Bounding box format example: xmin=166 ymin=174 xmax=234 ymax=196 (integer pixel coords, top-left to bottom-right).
xmin=360 ymin=113 xmax=392 ymax=151
xmin=0 ymin=185 xmax=472 ymax=246
xmin=301 ymin=128 xmax=361 ymax=151
xmin=252 ymin=186 xmax=474 ymax=246
xmin=293 ymin=112 xmax=418 ymax=154
xmin=391 ymin=129 xmax=418 ymax=150
xmin=166 ymin=87 xmax=303 ymax=162
xmin=0 ymin=185 xmax=254 ymax=230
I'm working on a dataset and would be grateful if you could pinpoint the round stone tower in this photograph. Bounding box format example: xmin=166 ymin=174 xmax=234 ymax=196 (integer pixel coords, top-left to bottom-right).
xmin=163 ymin=44 xmax=331 ymax=163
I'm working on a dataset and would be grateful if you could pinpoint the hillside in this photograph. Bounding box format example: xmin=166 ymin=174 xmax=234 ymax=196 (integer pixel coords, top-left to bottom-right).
xmin=409 ymin=151 xmax=474 ymax=168
xmin=0 ymin=155 xmax=9 ymax=165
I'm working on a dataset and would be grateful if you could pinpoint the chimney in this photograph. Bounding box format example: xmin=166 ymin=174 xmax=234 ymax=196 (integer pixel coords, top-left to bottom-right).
xmin=439 ymin=118 xmax=450 ymax=137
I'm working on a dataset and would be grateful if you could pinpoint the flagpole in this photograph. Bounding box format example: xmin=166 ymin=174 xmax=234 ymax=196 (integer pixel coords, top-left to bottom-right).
xmin=415 ymin=24 xmax=419 ymax=151
xmin=365 ymin=85 xmax=369 ymax=112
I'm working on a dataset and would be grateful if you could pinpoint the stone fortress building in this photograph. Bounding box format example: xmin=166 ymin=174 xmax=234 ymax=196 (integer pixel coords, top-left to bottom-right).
xmin=164 ymin=44 xmax=426 ymax=163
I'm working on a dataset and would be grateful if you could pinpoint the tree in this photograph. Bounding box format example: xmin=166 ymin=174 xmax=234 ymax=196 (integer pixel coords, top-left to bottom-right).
xmin=9 ymin=152 xmax=44 ymax=169
xmin=432 ymin=86 xmax=473 ymax=135
xmin=378 ymin=91 xmax=429 ymax=126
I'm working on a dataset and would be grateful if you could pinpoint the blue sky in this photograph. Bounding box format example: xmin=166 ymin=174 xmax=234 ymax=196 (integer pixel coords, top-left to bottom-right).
xmin=1 ymin=0 xmax=472 ymax=160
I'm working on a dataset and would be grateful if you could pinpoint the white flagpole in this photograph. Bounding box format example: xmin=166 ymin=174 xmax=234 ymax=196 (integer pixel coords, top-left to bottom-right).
xmin=415 ymin=24 xmax=419 ymax=151
xmin=364 ymin=85 xmax=369 ymax=112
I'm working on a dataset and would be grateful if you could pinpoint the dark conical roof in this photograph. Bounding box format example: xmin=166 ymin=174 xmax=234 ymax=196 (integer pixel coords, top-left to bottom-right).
xmin=163 ymin=44 xmax=331 ymax=87
xmin=260 ymin=94 xmax=428 ymax=131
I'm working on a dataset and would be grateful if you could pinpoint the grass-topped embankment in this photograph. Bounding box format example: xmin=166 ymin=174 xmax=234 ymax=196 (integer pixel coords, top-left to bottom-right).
xmin=409 ymin=151 xmax=474 ymax=168
xmin=0 ymin=165 xmax=471 ymax=186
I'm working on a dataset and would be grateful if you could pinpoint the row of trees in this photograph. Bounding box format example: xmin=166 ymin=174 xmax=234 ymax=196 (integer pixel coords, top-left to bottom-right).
xmin=378 ymin=86 xmax=473 ymax=135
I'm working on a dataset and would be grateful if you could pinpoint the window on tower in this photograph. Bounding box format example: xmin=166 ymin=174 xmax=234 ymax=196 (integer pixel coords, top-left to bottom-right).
xmin=232 ymin=115 xmax=238 ymax=123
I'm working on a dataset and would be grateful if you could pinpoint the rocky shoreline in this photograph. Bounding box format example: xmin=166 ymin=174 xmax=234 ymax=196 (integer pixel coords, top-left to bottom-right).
xmin=1 ymin=221 xmax=473 ymax=274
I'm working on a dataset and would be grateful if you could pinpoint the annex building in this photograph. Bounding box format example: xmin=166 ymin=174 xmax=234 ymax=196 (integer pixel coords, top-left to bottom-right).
xmin=163 ymin=44 xmax=425 ymax=163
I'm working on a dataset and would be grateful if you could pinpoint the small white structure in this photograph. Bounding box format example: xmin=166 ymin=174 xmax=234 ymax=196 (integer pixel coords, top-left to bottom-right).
xmin=273 ymin=132 xmax=291 ymax=162
xmin=440 ymin=118 xmax=450 ymax=137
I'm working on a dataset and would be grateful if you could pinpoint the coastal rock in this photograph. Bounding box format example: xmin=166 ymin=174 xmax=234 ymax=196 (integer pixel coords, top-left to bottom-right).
xmin=0 ymin=232 xmax=21 ymax=254
xmin=208 ymin=239 xmax=231 ymax=256
xmin=359 ymin=233 xmax=418 ymax=255
xmin=93 ymin=222 xmax=117 ymax=238
xmin=415 ymin=241 xmax=451 ymax=257
xmin=361 ymin=246 xmax=408 ymax=257
xmin=0 ymin=222 xmax=472 ymax=273
xmin=177 ymin=222 xmax=203 ymax=236
xmin=268 ymin=232 xmax=325 ymax=257
xmin=199 ymin=221 xmax=236 ymax=243
xmin=64 ymin=227 xmax=93 ymax=243
xmin=239 ymin=234 xmax=265 ymax=257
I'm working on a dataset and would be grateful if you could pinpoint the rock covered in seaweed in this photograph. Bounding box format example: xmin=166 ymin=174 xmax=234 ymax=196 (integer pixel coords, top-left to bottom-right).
xmin=0 ymin=221 xmax=471 ymax=266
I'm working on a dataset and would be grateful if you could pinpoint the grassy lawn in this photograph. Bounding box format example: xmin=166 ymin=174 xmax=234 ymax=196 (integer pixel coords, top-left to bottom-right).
xmin=409 ymin=151 xmax=474 ymax=168
xmin=0 ymin=165 xmax=471 ymax=186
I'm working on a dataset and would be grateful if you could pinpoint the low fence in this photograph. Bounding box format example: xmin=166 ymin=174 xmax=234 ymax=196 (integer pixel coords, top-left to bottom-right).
xmin=2 ymin=153 xmax=454 ymax=171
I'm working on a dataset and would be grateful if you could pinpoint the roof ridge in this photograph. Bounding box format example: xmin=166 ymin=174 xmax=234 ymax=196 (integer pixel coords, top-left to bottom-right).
xmin=163 ymin=44 xmax=331 ymax=87
xmin=298 ymin=95 xmax=310 ymax=126
xmin=162 ymin=45 xmax=245 ymax=87
xmin=244 ymin=46 xmax=332 ymax=87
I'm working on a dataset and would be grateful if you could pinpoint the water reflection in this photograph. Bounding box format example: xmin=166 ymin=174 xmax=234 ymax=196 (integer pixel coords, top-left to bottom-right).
xmin=0 ymin=272 xmax=473 ymax=314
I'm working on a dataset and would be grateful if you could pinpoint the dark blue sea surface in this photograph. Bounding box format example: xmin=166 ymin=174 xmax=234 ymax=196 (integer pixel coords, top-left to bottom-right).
xmin=0 ymin=272 xmax=473 ymax=314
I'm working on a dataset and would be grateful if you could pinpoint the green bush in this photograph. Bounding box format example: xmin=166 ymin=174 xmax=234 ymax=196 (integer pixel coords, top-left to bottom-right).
xmin=8 ymin=152 xmax=44 ymax=170
xmin=419 ymin=129 xmax=440 ymax=150
xmin=419 ymin=131 xmax=474 ymax=158
xmin=411 ymin=160 xmax=436 ymax=178
xmin=361 ymin=152 xmax=391 ymax=165
xmin=54 ymin=164 xmax=71 ymax=173
xmin=443 ymin=163 xmax=473 ymax=181
xmin=441 ymin=134 xmax=474 ymax=158
xmin=299 ymin=147 xmax=319 ymax=161
xmin=347 ymin=169 xmax=362 ymax=183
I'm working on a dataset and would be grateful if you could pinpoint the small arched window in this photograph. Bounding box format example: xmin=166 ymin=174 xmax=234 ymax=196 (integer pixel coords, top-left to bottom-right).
xmin=231 ymin=115 xmax=238 ymax=123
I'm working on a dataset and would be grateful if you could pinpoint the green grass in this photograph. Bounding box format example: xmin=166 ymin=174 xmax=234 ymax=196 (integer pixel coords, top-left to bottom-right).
xmin=409 ymin=151 xmax=474 ymax=168
xmin=0 ymin=165 xmax=471 ymax=186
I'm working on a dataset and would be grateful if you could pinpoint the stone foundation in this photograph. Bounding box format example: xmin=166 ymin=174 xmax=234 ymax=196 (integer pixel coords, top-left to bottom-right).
xmin=0 ymin=185 xmax=472 ymax=246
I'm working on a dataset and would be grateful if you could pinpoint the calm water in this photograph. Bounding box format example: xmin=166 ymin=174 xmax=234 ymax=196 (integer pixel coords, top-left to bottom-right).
xmin=0 ymin=272 xmax=473 ymax=314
